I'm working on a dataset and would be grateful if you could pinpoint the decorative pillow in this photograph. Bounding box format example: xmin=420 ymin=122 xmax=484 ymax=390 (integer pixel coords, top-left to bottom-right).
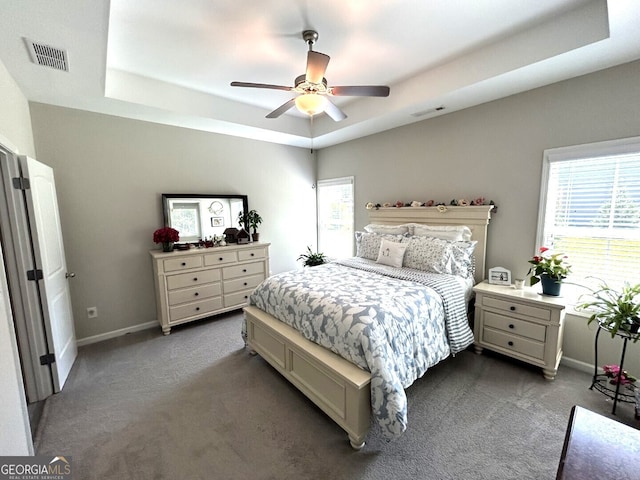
xmin=450 ymin=241 xmax=478 ymax=278
xmin=355 ymin=232 xmax=406 ymax=260
xmin=364 ymin=224 xmax=410 ymax=235
xmin=403 ymin=236 xmax=453 ymax=274
xmin=410 ymin=224 xmax=472 ymax=241
xmin=376 ymin=239 xmax=408 ymax=268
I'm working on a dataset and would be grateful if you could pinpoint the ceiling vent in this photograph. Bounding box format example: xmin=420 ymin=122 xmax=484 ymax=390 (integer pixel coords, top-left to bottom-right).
xmin=24 ymin=38 xmax=69 ymax=72
xmin=411 ymin=106 xmax=445 ymax=118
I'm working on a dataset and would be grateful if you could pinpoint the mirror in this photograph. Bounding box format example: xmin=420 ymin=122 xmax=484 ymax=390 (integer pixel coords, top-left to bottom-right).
xmin=162 ymin=194 xmax=248 ymax=243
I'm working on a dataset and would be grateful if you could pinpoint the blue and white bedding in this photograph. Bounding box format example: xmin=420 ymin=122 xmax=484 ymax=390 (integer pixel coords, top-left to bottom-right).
xmin=246 ymin=257 xmax=474 ymax=440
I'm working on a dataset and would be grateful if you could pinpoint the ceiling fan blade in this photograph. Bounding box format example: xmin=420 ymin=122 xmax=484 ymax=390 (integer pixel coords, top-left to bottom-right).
xmin=324 ymin=99 xmax=347 ymax=122
xmin=305 ymin=51 xmax=330 ymax=84
xmin=230 ymin=81 xmax=293 ymax=91
xmin=266 ymin=98 xmax=297 ymax=118
xmin=330 ymin=85 xmax=390 ymax=97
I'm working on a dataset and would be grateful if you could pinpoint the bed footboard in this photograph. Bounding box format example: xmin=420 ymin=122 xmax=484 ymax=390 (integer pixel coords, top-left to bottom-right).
xmin=244 ymin=306 xmax=372 ymax=449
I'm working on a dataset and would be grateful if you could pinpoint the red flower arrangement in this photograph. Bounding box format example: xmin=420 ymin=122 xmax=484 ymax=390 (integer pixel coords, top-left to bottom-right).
xmin=153 ymin=227 xmax=179 ymax=244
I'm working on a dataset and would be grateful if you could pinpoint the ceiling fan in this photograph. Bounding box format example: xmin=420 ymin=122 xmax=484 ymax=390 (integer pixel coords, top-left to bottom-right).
xmin=230 ymin=30 xmax=390 ymax=122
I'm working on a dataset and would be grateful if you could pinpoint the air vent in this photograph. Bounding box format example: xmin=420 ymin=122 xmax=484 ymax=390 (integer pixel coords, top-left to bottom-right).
xmin=24 ymin=38 xmax=69 ymax=72
xmin=411 ymin=106 xmax=445 ymax=118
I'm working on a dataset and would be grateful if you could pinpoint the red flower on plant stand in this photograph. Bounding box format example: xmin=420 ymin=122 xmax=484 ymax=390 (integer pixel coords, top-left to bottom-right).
xmin=153 ymin=227 xmax=179 ymax=252
xmin=603 ymin=364 xmax=637 ymax=385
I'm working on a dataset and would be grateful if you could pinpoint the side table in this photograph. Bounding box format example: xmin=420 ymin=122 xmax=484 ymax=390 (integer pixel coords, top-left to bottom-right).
xmin=590 ymin=322 xmax=637 ymax=415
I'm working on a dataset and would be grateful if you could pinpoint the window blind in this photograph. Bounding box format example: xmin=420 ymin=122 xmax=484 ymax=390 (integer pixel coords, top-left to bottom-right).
xmin=540 ymin=142 xmax=640 ymax=289
xmin=317 ymin=177 xmax=354 ymax=259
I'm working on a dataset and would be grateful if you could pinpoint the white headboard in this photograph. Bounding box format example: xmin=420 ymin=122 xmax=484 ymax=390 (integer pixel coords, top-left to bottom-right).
xmin=367 ymin=205 xmax=494 ymax=284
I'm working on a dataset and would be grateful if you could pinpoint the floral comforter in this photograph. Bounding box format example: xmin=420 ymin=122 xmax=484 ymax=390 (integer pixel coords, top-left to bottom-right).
xmin=246 ymin=258 xmax=474 ymax=440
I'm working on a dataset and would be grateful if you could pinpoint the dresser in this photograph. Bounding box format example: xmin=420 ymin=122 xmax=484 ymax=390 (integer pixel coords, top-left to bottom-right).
xmin=150 ymin=243 xmax=270 ymax=334
xmin=473 ymin=281 xmax=566 ymax=380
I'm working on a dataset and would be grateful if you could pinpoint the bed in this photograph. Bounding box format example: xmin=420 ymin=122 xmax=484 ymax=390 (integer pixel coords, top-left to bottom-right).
xmin=243 ymin=205 xmax=493 ymax=449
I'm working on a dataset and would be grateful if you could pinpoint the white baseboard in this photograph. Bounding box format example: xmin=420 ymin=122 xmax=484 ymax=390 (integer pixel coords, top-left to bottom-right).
xmin=560 ymin=355 xmax=594 ymax=374
xmin=76 ymin=320 xmax=158 ymax=347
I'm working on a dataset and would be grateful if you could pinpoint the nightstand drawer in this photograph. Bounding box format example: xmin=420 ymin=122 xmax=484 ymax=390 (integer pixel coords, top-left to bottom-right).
xmin=483 ymin=328 xmax=545 ymax=360
xmin=168 ymin=283 xmax=222 ymax=306
xmin=484 ymin=311 xmax=547 ymax=342
xmin=482 ymin=296 xmax=551 ymax=321
xmin=166 ymin=269 xmax=221 ymax=290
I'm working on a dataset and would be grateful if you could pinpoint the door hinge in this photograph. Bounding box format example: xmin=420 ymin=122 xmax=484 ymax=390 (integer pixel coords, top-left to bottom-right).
xmin=39 ymin=353 xmax=56 ymax=365
xmin=12 ymin=176 xmax=30 ymax=190
xmin=27 ymin=269 xmax=44 ymax=281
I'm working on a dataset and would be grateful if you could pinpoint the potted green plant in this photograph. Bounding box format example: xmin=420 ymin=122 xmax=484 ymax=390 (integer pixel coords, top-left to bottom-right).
xmin=247 ymin=210 xmax=262 ymax=242
xmin=297 ymin=246 xmax=327 ymax=267
xmin=527 ymin=246 xmax=571 ymax=296
xmin=577 ymin=279 xmax=640 ymax=342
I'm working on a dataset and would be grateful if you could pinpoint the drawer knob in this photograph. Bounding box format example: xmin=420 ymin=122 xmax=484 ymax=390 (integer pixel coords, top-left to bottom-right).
xmin=510 ymin=306 xmax=516 ymax=311
xmin=196 ymin=307 xmax=200 ymax=311
xmin=251 ymin=253 xmax=255 ymax=256
xmin=219 ymin=257 xmax=223 ymax=261
xmin=508 ymin=324 xmax=515 ymax=329
xmin=194 ymin=292 xmax=199 ymax=296
xmin=244 ymin=282 xmax=248 ymax=286
xmin=244 ymin=295 xmax=248 ymax=299
xmin=243 ymin=269 xmax=247 ymax=272
xmin=181 ymin=262 xmax=186 ymax=266
xmin=508 ymin=341 xmax=514 ymax=347
xmin=193 ymin=277 xmax=198 ymax=281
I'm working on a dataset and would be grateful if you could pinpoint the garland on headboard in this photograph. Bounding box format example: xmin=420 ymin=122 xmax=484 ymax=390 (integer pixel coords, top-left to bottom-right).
xmin=365 ymin=197 xmax=498 ymax=213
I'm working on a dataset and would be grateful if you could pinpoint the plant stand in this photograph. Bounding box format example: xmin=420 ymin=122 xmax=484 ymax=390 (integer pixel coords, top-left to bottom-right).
xmin=590 ymin=323 xmax=637 ymax=415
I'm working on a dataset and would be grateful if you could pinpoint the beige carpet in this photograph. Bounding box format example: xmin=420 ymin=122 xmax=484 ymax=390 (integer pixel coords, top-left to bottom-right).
xmin=34 ymin=311 xmax=638 ymax=480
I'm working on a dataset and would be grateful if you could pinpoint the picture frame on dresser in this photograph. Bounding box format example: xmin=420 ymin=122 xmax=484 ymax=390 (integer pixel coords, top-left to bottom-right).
xmin=488 ymin=266 xmax=511 ymax=285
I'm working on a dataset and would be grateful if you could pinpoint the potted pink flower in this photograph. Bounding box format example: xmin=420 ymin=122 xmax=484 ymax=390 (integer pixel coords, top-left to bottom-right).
xmin=153 ymin=227 xmax=179 ymax=252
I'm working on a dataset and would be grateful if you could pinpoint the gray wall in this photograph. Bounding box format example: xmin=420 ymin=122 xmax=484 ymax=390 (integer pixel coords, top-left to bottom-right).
xmin=318 ymin=60 xmax=640 ymax=374
xmin=29 ymin=104 xmax=317 ymax=341
xmin=0 ymin=59 xmax=34 ymax=455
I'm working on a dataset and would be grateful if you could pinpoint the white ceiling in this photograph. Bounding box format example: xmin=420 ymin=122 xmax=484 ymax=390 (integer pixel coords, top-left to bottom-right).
xmin=1 ymin=0 xmax=639 ymax=149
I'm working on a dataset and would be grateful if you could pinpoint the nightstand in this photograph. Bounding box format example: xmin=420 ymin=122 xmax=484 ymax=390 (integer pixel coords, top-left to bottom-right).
xmin=473 ymin=280 xmax=566 ymax=380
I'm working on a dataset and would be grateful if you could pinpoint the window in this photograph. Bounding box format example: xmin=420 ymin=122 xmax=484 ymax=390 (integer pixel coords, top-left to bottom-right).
xmin=538 ymin=137 xmax=640 ymax=292
xmin=169 ymin=202 xmax=201 ymax=242
xmin=317 ymin=177 xmax=354 ymax=260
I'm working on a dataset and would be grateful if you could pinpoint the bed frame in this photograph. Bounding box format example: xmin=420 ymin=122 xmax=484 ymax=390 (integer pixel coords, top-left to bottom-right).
xmin=244 ymin=205 xmax=493 ymax=449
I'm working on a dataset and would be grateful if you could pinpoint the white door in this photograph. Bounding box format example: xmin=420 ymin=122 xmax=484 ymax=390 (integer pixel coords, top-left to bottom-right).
xmin=19 ymin=155 xmax=77 ymax=391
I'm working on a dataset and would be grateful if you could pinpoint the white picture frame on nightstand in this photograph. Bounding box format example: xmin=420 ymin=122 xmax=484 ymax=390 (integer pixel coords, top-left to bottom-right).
xmin=488 ymin=266 xmax=511 ymax=285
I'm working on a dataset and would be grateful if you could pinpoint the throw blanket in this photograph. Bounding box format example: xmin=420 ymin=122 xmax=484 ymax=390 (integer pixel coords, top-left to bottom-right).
xmin=246 ymin=259 xmax=474 ymax=440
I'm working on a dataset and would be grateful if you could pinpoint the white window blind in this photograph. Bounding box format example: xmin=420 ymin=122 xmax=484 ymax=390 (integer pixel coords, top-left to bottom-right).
xmin=538 ymin=137 xmax=640 ymax=290
xmin=317 ymin=177 xmax=354 ymax=260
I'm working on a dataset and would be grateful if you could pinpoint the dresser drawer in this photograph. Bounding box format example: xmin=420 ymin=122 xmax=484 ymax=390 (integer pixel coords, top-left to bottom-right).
xmin=223 ymin=261 xmax=265 ymax=280
xmin=482 ymin=328 xmax=545 ymax=360
xmin=168 ymin=283 xmax=222 ymax=306
xmin=224 ymin=290 xmax=253 ymax=308
xmin=238 ymin=247 xmax=266 ymax=261
xmin=169 ymin=297 xmax=223 ymax=322
xmin=224 ymin=274 xmax=264 ymax=294
xmin=166 ymin=269 xmax=221 ymax=290
xmin=164 ymin=255 xmax=203 ymax=272
xmin=482 ymin=296 xmax=551 ymax=321
xmin=204 ymin=251 xmax=238 ymax=266
xmin=484 ymin=311 xmax=547 ymax=342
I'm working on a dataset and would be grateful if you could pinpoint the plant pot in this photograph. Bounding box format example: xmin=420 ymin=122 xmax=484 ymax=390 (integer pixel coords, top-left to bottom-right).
xmin=162 ymin=242 xmax=174 ymax=252
xmin=540 ymin=274 xmax=562 ymax=296
xmin=252 ymin=233 xmax=260 ymax=242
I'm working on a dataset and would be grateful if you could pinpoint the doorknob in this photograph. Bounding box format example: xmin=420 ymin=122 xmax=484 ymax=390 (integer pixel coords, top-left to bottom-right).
xmin=65 ymin=272 xmax=76 ymax=278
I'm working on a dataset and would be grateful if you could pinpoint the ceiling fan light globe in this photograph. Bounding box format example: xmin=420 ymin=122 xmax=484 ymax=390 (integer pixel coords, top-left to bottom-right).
xmin=295 ymin=94 xmax=328 ymax=116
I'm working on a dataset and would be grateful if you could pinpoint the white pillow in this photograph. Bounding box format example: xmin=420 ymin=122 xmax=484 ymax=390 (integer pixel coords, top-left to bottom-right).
xmin=450 ymin=241 xmax=478 ymax=278
xmin=364 ymin=224 xmax=410 ymax=235
xmin=376 ymin=238 xmax=408 ymax=268
xmin=410 ymin=224 xmax=472 ymax=241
